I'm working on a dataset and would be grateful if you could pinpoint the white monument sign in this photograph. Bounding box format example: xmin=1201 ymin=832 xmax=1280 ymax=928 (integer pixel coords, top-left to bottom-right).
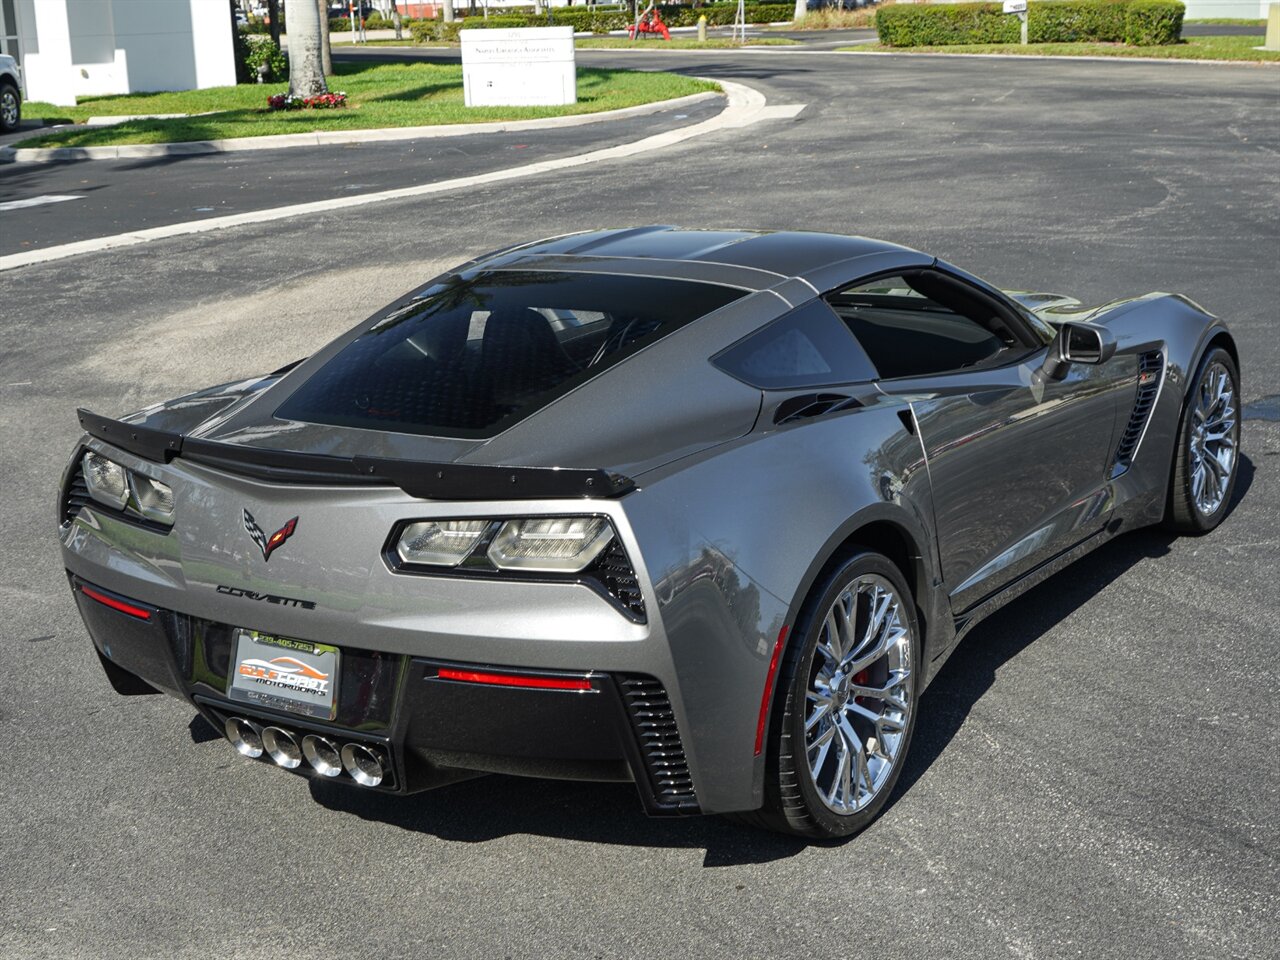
xmin=461 ymin=27 xmax=577 ymax=108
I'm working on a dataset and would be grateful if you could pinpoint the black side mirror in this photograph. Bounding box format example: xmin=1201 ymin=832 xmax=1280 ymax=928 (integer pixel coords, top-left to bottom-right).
xmin=1042 ymin=321 xmax=1117 ymax=380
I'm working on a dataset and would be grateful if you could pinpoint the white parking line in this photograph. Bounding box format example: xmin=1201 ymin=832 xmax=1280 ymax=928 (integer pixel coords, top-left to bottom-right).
xmin=0 ymin=194 xmax=86 ymax=212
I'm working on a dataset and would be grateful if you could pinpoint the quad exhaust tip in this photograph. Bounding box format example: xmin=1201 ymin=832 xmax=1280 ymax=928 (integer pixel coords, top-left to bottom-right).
xmin=302 ymin=734 xmax=343 ymax=778
xmin=341 ymin=742 xmax=385 ymax=788
xmin=225 ymin=716 xmax=385 ymax=787
xmin=262 ymin=726 xmax=303 ymax=769
xmin=225 ymin=716 xmax=263 ymax=759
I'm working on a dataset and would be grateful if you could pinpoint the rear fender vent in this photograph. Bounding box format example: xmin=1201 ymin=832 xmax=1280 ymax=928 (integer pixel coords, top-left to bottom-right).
xmin=617 ymin=675 xmax=699 ymax=814
xmin=587 ymin=538 xmax=646 ymax=623
xmin=61 ymin=458 xmax=91 ymax=526
xmin=1113 ymin=350 xmax=1164 ymax=476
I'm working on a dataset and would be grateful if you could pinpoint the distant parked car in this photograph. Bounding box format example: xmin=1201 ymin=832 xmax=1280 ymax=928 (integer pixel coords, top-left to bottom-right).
xmin=0 ymin=54 xmax=21 ymax=134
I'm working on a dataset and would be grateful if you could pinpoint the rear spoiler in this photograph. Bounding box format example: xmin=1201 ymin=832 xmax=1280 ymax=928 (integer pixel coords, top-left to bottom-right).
xmin=75 ymin=409 xmax=635 ymax=501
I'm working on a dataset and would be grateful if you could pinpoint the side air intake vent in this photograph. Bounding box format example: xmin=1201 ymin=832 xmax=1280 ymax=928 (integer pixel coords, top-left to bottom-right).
xmin=1113 ymin=350 xmax=1164 ymax=475
xmin=773 ymin=393 xmax=859 ymax=426
xmin=617 ymin=675 xmax=699 ymax=814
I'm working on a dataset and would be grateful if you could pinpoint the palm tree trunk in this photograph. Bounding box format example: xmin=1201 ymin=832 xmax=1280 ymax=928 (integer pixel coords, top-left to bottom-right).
xmin=442 ymin=0 xmax=455 ymax=23
xmin=267 ymin=0 xmax=281 ymax=45
xmin=391 ymin=0 xmax=402 ymax=39
xmin=285 ymin=0 xmax=329 ymax=95
xmin=317 ymin=0 xmax=333 ymax=75
xmin=793 ymin=0 xmax=805 ymax=23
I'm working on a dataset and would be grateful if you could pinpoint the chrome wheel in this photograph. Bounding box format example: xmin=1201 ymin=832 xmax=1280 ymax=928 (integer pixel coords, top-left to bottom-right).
xmin=804 ymin=575 xmax=912 ymax=815
xmin=0 ymin=88 xmax=17 ymax=130
xmin=1189 ymin=360 xmax=1237 ymax=516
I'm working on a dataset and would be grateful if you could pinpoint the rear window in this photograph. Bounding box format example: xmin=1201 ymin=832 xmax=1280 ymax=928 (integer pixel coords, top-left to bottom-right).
xmin=275 ymin=271 xmax=745 ymax=439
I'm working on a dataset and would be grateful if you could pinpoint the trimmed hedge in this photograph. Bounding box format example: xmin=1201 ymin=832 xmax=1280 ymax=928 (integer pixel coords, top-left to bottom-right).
xmin=1124 ymin=0 xmax=1184 ymax=44
xmin=409 ymin=2 xmax=793 ymax=41
xmin=329 ymin=13 xmax=391 ymax=31
xmin=463 ymin=15 xmax=530 ymax=28
xmin=1028 ymin=0 xmax=1129 ymax=41
xmin=876 ymin=2 xmax=1015 ymax=44
xmin=876 ymin=0 xmax=1184 ymax=47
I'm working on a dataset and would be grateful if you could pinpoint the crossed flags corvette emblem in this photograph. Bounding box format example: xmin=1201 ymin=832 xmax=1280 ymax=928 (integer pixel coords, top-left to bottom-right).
xmin=243 ymin=509 xmax=298 ymax=562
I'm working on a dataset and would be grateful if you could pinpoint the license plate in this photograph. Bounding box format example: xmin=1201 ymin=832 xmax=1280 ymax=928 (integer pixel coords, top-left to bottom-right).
xmin=227 ymin=629 xmax=340 ymax=720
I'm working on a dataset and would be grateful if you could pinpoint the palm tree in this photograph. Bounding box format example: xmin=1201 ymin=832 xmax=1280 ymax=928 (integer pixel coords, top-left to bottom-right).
xmin=267 ymin=0 xmax=282 ymax=44
xmin=285 ymin=0 xmax=328 ymax=95
xmin=317 ymin=0 xmax=333 ymax=76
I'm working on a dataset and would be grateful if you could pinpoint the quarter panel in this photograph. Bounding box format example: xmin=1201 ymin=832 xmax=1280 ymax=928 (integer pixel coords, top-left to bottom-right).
xmin=621 ymin=400 xmax=938 ymax=812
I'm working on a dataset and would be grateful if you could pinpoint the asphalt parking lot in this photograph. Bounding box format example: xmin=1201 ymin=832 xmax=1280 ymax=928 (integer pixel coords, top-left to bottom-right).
xmin=1 ymin=49 xmax=1277 ymax=960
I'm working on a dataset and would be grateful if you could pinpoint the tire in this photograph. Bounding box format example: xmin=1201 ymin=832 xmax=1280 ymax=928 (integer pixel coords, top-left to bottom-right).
xmin=0 ymin=81 xmax=19 ymax=134
xmin=733 ymin=550 xmax=921 ymax=839
xmin=1164 ymin=346 xmax=1241 ymax=534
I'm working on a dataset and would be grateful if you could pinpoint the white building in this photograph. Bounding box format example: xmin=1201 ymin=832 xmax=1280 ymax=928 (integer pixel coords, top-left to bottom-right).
xmin=0 ymin=0 xmax=237 ymax=106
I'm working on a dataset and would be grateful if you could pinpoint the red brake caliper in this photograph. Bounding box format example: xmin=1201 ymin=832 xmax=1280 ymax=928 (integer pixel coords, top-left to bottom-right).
xmin=851 ymin=668 xmax=870 ymax=706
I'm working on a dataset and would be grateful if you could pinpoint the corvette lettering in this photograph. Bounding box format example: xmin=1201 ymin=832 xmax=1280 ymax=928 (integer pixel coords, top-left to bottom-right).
xmin=216 ymin=585 xmax=316 ymax=610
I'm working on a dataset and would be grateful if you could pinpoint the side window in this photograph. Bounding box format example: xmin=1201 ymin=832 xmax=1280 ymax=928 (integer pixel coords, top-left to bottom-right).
xmin=826 ymin=273 xmax=1016 ymax=380
xmin=712 ymin=299 xmax=877 ymax=389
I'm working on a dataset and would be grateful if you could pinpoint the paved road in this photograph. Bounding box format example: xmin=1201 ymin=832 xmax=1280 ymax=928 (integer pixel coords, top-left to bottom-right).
xmin=1182 ymin=23 xmax=1267 ymax=36
xmin=0 ymin=49 xmax=1277 ymax=960
xmin=0 ymin=92 xmax=722 ymax=257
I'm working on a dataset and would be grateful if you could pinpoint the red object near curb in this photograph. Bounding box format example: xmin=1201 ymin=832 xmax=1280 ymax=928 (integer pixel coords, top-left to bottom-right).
xmin=628 ymin=5 xmax=672 ymax=40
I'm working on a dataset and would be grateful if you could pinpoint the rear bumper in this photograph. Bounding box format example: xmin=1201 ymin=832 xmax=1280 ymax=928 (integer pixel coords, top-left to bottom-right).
xmin=70 ymin=573 xmax=700 ymax=815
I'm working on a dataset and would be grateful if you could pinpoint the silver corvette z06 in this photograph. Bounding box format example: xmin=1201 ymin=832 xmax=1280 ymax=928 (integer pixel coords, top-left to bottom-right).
xmin=59 ymin=228 xmax=1241 ymax=839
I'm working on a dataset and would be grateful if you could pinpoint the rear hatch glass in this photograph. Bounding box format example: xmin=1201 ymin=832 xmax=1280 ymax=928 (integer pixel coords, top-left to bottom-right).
xmin=275 ymin=271 xmax=746 ymax=439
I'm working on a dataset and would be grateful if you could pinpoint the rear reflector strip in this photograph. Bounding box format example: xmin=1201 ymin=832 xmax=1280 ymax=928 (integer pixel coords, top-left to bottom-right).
xmin=754 ymin=626 xmax=790 ymax=757
xmin=81 ymin=585 xmax=152 ymax=621
xmin=436 ymin=667 xmax=592 ymax=691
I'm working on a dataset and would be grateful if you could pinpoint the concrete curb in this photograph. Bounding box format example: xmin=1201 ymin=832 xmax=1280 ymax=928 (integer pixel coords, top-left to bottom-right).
xmin=0 ymin=90 xmax=719 ymax=164
xmin=0 ymin=79 xmax=785 ymax=273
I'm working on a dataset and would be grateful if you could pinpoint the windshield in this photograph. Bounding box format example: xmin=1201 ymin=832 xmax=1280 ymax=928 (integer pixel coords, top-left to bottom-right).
xmin=275 ymin=271 xmax=746 ymax=439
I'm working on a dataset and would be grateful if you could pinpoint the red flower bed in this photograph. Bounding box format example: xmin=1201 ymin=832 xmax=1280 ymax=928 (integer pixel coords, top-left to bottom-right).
xmin=267 ymin=92 xmax=349 ymax=111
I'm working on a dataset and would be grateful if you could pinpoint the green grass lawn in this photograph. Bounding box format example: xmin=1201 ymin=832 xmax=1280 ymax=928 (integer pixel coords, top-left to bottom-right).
xmin=17 ymin=60 xmax=718 ymax=149
xmin=847 ymin=34 xmax=1280 ymax=62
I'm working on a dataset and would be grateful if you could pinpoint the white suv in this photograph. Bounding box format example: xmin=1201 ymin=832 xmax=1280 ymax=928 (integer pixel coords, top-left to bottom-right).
xmin=0 ymin=54 xmax=22 ymax=133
